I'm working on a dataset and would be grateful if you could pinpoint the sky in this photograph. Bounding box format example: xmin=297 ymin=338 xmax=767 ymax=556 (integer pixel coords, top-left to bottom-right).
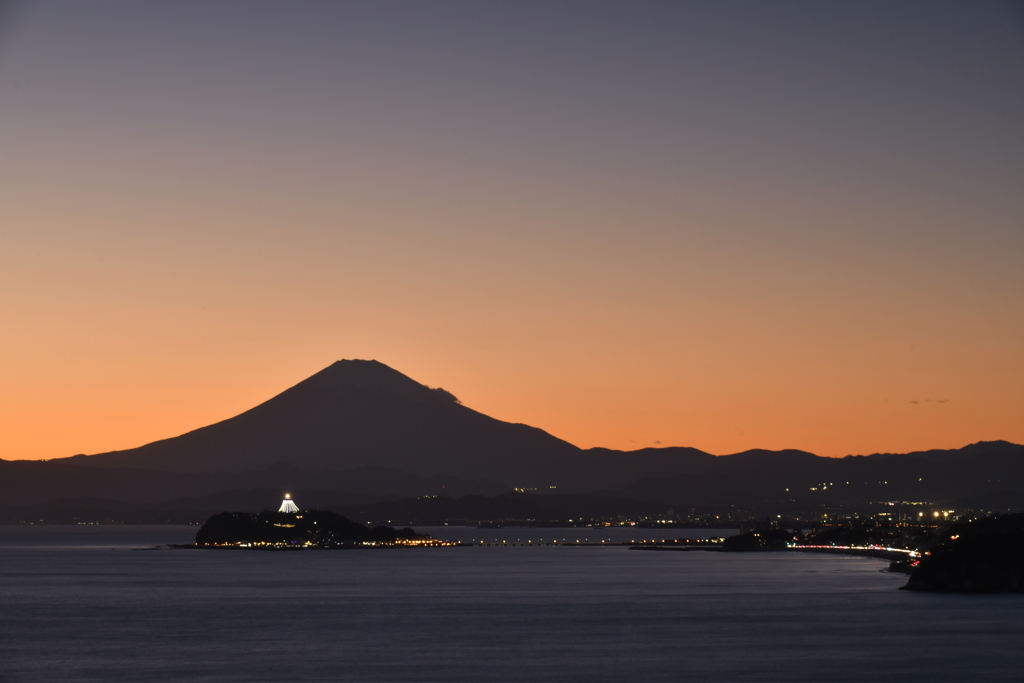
xmin=1 ymin=0 xmax=1022 ymax=460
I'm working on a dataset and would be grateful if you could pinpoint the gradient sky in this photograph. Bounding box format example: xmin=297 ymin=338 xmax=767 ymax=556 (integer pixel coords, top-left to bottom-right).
xmin=2 ymin=1 xmax=1022 ymax=460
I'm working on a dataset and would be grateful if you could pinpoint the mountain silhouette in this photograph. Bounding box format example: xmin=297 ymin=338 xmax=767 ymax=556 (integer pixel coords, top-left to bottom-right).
xmin=74 ymin=360 xmax=579 ymax=479
xmin=4 ymin=360 xmax=1023 ymax=522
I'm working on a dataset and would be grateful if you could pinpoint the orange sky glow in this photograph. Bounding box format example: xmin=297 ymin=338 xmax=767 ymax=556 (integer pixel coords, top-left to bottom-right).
xmin=2 ymin=2 xmax=1022 ymax=461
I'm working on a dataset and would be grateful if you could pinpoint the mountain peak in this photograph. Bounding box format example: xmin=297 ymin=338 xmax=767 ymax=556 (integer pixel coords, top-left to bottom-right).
xmin=329 ymin=358 xmax=386 ymax=370
xmin=291 ymin=359 xmax=458 ymax=405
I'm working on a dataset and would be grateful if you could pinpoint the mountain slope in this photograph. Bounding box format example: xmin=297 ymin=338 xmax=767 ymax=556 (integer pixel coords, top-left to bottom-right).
xmin=74 ymin=360 xmax=579 ymax=478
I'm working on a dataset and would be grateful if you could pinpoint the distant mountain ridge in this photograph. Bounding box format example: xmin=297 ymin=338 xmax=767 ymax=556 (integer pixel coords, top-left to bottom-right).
xmin=615 ymin=440 xmax=1024 ymax=509
xmin=3 ymin=359 xmax=1022 ymax=522
xmin=847 ymin=440 xmax=1024 ymax=462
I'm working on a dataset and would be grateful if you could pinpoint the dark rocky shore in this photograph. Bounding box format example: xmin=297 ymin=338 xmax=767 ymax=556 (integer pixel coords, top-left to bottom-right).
xmin=902 ymin=514 xmax=1024 ymax=592
xmin=713 ymin=515 xmax=1024 ymax=593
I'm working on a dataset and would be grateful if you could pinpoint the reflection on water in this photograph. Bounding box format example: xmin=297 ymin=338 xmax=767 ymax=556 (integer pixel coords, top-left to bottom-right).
xmin=0 ymin=524 xmax=198 ymax=549
xmin=1 ymin=526 xmax=1022 ymax=682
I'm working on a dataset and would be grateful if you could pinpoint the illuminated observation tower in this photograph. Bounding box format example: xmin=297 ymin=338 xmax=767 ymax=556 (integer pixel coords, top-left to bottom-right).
xmin=278 ymin=493 xmax=299 ymax=513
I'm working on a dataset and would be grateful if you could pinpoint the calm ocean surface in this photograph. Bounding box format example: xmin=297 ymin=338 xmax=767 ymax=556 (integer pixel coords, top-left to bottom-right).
xmin=2 ymin=525 xmax=1022 ymax=682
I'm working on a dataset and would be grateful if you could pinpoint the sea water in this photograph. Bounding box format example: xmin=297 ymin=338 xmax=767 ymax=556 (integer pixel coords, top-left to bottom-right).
xmin=1 ymin=526 xmax=1022 ymax=682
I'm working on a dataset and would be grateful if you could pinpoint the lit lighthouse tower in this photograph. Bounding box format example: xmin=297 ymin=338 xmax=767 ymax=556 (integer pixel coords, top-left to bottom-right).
xmin=278 ymin=493 xmax=299 ymax=514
